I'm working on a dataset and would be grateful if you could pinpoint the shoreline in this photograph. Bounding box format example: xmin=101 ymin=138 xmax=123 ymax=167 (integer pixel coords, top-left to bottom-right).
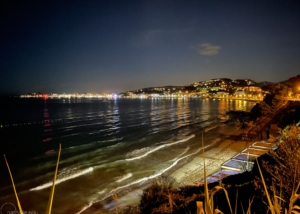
xmin=169 ymin=124 xmax=253 ymax=186
xmin=110 ymin=123 xmax=255 ymax=213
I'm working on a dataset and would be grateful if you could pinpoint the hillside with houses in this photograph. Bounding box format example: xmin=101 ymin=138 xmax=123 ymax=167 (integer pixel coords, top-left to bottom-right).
xmin=122 ymin=78 xmax=270 ymax=100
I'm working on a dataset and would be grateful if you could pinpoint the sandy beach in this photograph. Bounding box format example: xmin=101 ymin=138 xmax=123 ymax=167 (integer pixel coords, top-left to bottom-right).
xmin=170 ymin=124 xmax=253 ymax=185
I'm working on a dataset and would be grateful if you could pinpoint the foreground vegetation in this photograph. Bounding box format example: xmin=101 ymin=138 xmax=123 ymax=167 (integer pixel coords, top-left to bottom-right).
xmin=4 ymin=144 xmax=61 ymax=214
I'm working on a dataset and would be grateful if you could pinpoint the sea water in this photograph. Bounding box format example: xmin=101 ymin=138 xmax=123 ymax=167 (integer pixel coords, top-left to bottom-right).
xmin=0 ymin=97 xmax=255 ymax=213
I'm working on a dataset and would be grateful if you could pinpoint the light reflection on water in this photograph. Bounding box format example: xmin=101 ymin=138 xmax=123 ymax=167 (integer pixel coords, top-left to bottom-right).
xmin=0 ymin=98 xmax=255 ymax=213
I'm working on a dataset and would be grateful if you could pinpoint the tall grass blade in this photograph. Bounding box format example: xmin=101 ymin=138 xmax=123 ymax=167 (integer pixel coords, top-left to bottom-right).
xmin=280 ymin=181 xmax=282 ymax=209
xmin=4 ymin=155 xmax=24 ymax=214
xmin=112 ymin=194 xmax=119 ymax=214
xmin=245 ymin=197 xmax=254 ymax=214
xmin=222 ymin=187 xmax=232 ymax=213
xmin=235 ymin=188 xmax=238 ymax=214
xmin=256 ymin=158 xmax=275 ymax=214
xmin=45 ymin=144 xmax=61 ymax=214
xmin=214 ymin=208 xmax=223 ymax=214
xmin=288 ymin=181 xmax=300 ymax=214
xmin=202 ymin=132 xmax=213 ymax=214
xmin=241 ymin=202 xmax=245 ymax=214
xmin=196 ymin=201 xmax=205 ymax=214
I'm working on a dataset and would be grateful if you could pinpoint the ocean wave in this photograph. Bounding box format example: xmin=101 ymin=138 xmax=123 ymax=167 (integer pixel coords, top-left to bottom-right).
xmin=98 ymin=189 xmax=106 ymax=194
xmin=30 ymin=167 xmax=93 ymax=191
xmin=101 ymin=142 xmax=216 ymax=200
xmin=75 ymin=143 xmax=213 ymax=214
xmin=76 ymin=202 xmax=93 ymax=214
xmin=178 ymin=147 xmax=190 ymax=157
xmin=125 ymin=134 xmax=195 ymax=161
xmin=66 ymin=138 xmax=123 ymax=150
xmin=115 ymin=173 xmax=133 ymax=183
xmin=204 ymin=124 xmax=219 ymax=132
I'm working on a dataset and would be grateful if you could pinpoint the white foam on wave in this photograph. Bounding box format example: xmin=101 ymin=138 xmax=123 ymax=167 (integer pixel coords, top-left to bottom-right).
xmin=115 ymin=173 xmax=133 ymax=183
xmin=103 ymin=142 xmax=216 ymax=199
xmin=76 ymin=202 xmax=93 ymax=214
xmin=66 ymin=138 xmax=122 ymax=150
xmin=30 ymin=167 xmax=94 ymax=191
xmin=76 ymin=139 xmax=217 ymax=213
xmin=178 ymin=147 xmax=190 ymax=157
xmin=204 ymin=124 xmax=219 ymax=132
xmin=98 ymin=189 xmax=106 ymax=194
xmin=125 ymin=134 xmax=195 ymax=161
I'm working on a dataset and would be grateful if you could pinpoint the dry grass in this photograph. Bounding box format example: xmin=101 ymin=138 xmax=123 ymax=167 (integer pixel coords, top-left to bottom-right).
xmin=256 ymin=157 xmax=300 ymax=214
xmin=4 ymin=144 xmax=61 ymax=214
xmin=200 ymin=132 xmax=232 ymax=214
xmin=112 ymin=194 xmax=119 ymax=214
xmin=4 ymin=154 xmax=24 ymax=214
xmin=254 ymin=125 xmax=300 ymax=209
xmin=45 ymin=143 xmax=61 ymax=214
xmin=139 ymin=176 xmax=190 ymax=213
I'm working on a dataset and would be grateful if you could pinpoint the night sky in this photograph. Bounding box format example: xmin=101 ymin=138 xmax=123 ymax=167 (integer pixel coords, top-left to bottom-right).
xmin=1 ymin=0 xmax=300 ymax=95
